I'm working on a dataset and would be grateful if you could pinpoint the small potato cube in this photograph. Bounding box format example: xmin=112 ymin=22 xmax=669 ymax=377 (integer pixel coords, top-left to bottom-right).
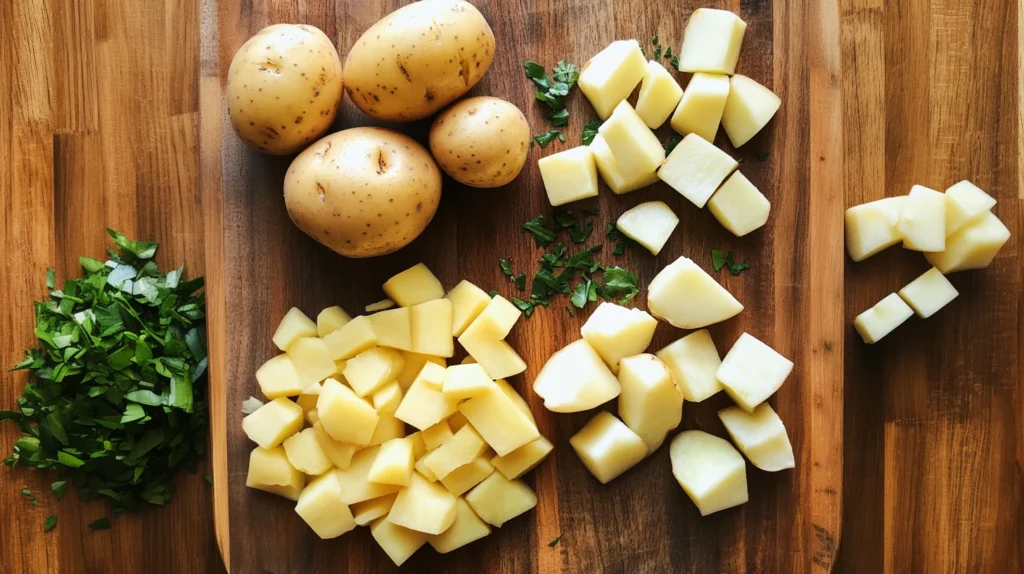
xmin=658 ymin=133 xmax=738 ymax=208
xmin=717 ymin=333 xmax=794 ymax=412
xmin=648 ymin=256 xmax=743 ymax=329
xmin=678 ymin=8 xmax=747 ymax=75
xmin=429 ymin=497 xmax=492 ymax=554
xmin=368 ymin=412 xmax=406 ymax=446
xmin=590 ymin=134 xmax=659 ymax=195
xmin=372 ymin=382 xmax=404 ymax=414
xmin=898 ymin=267 xmax=958 ymax=318
xmin=533 ymin=339 xmax=621 ymax=413
xmin=395 ymin=369 xmax=459 ymax=431
xmin=422 ymin=420 xmax=455 ymax=451
xmin=272 ymin=307 xmax=317 ymax=351
xmin=242 ymin=397 xmax=304 ymax=449
xmin=370 ymin=516 xmax=428 ymax=567
xmin=313 ymin=420 xmax=358 ymax=470
xmin=854 ymin=293 xmax=915 ymax=344
xmin=718 ymin=403 xmax=795 ymax=472
xmin=898 ymin=185 xmax=946 ymax=252
xmin=352 ymin=493 xmax=398 ymax=526
xmin=295 ymin=472 xmax=356 ymax=539
xmin=344 ymin=347 xmax=405 ymax=397
xmin=316 ymin=306 xmax=351 ymax=337
xmin=670 ymin=430 xmax=748 ymax=516
xmin=334 ymin=445 xmax=402 ymax=504
xmin=322 ymin=315 xmax=377 ymax=360
xmin=708 ymin=171 xmax=771 ymax=236
xmin=925 ymin=211 xmax=1011 ymax=273
xmin=255 ymin=354 xmax=304 ymax=399
xmin=578 ymin=39 xmax=647 ymax=119
xmin=443 ymin=364 xmax=495 ymax=400
xmin=721 ymin=75 xmax=781 ymax=147
xmin=410 ymin=299 xmax=455 ymax=357
xmin=598 ymin=101 xmax=666 ymax=179
xmin=423 ymin=424 xmax=488 ymax=480
xmin=580 ymin=302 xmax=658 ymax=373
xmin=365 ymin=298 xmax=396 ymax=313
xmin=671 ymin=73 xmax=730 ymax=142
xmin=368 ymin=307 xmax=413 ymax=351
xmin=459 ymin=384 xmax=540 ymax=456
xmin=635 ymin=60 xmax=684 ymax=128
xmin=845 ymin=197 xmax=906 ymax=262
xmin=407 ymin=431 xmax=427 ymax=459
xmin=368 ymin=437 xmax=415 ymax=486
xmin=945 ymin=180 xmax=996 ymax=235
xmin=446 ymin=280 xmax=492 ymax=337
xmin=287 ymin=337 xmax=336 ymax=386
xmin=460 ymin=295 xmax=521 ymax=342
xmin=569 ymin=411 xmax=648 ymax=484
xmin=439 ymin=457 xmax=495 ymax=496
xmin=538 ymin=146 xmax=599 ymax=207
xmin=317 ymin=378 xmax=379 ymax=446
xmin=657 ymin=330 xmax=723 ymax=402
xmin=615 ymin=201 xmax=679 ymax=255
xmin=397 ymin=352 xmax=446 ymax=390
xmin=618 ymin=354 xmax=683 ymax=450
xmin=490 ymin=436 xmax=553 ymax=480
xmin=387 ymin=472 xmax=458 ymax=534
xmin=246 ymin=446 xmax=306 ymax=501
xmin=465 ymin=472 xmax=537 ymax=527
xmin=283 ymin=427 xmax=333 ymax=475
xmin=459 ymin=337 xmax=527 ymax=380
xmin=383 ymin=263 xmax=444 ymax=307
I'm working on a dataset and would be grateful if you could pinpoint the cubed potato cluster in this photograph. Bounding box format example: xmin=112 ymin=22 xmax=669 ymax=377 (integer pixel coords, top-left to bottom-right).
xmin=242 ymin=263 xmax=552 ymax=565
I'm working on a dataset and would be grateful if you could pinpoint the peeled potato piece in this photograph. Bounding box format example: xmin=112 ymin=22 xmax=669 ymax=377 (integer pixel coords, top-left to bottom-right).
xmin=670 ymin=431 xmax=748 ymax=516
xmin=615 ymin=201 xmax=679 ymax=255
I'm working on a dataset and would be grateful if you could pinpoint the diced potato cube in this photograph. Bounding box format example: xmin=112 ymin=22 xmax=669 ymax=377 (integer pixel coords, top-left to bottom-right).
xmin=283 ymin=427 xmax=333 ymax=475
xmin=410 ymin=299 xmax=455 ymax=357
xmin=429 ymin=497 xmax=492 ymax=553
xmin=396 ymin=352 xmax=446 ymax=390
xmin=615 ymin=201 xmax=679 ymax=255
xmin=925 ymin=211 xmax=1011 ymax=273
xmin=272 ymin=307 xmax=317 ymax=351
xmin=493 ymin=379 xmax=536 ymax=424
xmin=368 ymin=437 xmax=415 ymax=486
xmin=678 ymin=8 xmax=747 ymax=75
xmin=287 ymin=337 xmax=336 ymax=386
xmin=316 ymin=306 xmax=351 ymax=337
xmin=439 ymin=457 xmax=495 ymax=496
xmin=580 ymin=302 xmax=658 ymax=373
xmin=854 ymin=293 xmax=915 ymax=344
xmin=372 ymin=382 xmax=404 ymax=414
xmin=443 ymin=363 xmax=495 ymax=400
xmin=717 ymin=333 xmax=794 ymax=412
xmin=255 ymin=354 xmax=304 ymax=399
xmin=490 ymin=436 xmax=553 ymax=480
xmin=635 ymin=60 xmax=684 ymax=128
xmin=458 ymin=337 xmax=527 ymax=380
xmin=368 ymin=412 xmax=406 ymax=446
xmin=383 ymin=263 xmax=445 ymax=307
xmin=538 ymin=146 xmax=599 ymax=207
xmin=365 ymin=298 xmax=396 ymax=313
xmin=845 ymin=196 xmax=906 ymax=262
xmin=446 ymin=410 xmax=470 ymax=431
xmin=370 ymin=516 xmax=428 ymax=567
xmin=617 ymin=354 xmax=683 ymax=450
xmin=569 ymin=411 xmax=648 ymax=484
xmin=648 ymin=256 xmax=743 ymax=329
xmin=459 ymin=385 xmax=540 ymax=456
xmin=242 ymin=397 xmax=304 ymax=449
xmin=423 ymin=424 xmax=488 ymax=480
xmin=322 ymin=315 xmax=377 ymax=360
xmin=387 ymin=472 xmax=458 ymax=534
xmin=898 ymin=185 xmax=946 ymax=252
xmin=578 ymin=39 xmax=647 ymax=119
xmin=465 ymin=472 xmax=537 ymax=527
xmin=718 ymin=403 xmax=795 ymax=472
xmin=312 ymin=420 xmax=358 ymax=470
xmin=344 ymin=347 xmax=405 ymax=397
xmin=334 ymin=445 xmax=402 ymax=504
xmin=422 ymin=421 xmax=454 ymax=451
xmin=415 ymin=454 xmax=439 ymax=482
xmin=395 ymin=369 xmax=459 ymax=431
xmin=533 ymin=339 xmax=621 ymax=413
xmin=898 ymin=267 xmax=958 ymax=318
xmin=671 ymin=73 xmax=730 ymax=142
xmin=707 ymin=171 xmax=770 ymax=237
xmin=352 ymin=493 xmax=398 ymax=526
xmin=721 ymin=75 xmax=781 ymax=148
xmin=460 ymin=295 xmax=521 ymax=341
xmin=656 ymin=330 xmax=723 ymax=402
xmin=598 ymin=101 xmax=666 ymax=179
xmin=670 ymin=430 xmax=748 ymax=516
xmin=446 ymin=280 xmax=492 ymax=337
xmin=317 ymin=378 xmax=379 ymax=446
xmin=590 ymin=134 xmax=659 ymax=195
xmin=246 ymin=446 xmax=306 ymax=501
xmin=295 ymin=472 xmax=356 ymax=539
xmin=406 ymin=431 xmax=427 ymax=459
xmin=658 ymin=133 xmax=738 ymax=208
xmin=368 ymin=307 xmax=413 ymax=351
xmin=944 ymin=180 xmax=996 ymax=235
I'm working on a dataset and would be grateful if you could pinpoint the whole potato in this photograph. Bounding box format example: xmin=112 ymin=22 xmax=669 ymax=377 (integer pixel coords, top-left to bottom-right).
xmin=228 ymin=24 xmax=344 ymax=155
xmin=343 ymin=0 xmax=495 ymax=122
xmin=284 ymin=127 xmax=442 ymax=258
xmin=429 ymin=97 xmax=530 ymax=188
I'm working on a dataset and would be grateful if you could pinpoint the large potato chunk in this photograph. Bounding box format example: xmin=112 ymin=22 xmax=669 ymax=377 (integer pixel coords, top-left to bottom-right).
xmin=430 ymin=97 xmax=530 ymax=188
xmin=387 ymin=472 xmax=458 ymax=535
xmin=656 ymin=330 xmax=723 ymax=402
xmin=578 ymin=39 xmax=647 ymax=119
xmin=246 ymin=446 xmax=306 ymax=501
xmin=569 ymin=411 xmax=648 ymax=484
xmin=580 ymin=302 xmax=658 ymax=373
xmin=716 ymin=333 xmax=793 ymax=412
xmin=648 ymin=257 xmax=743 ymax=329
xmin=343 ymin=0 xmax=495 ymax=122
xmin=295 ymin=472 xmax=357 ymax=539
xmin=317 ymin=378 xmax=379 ymax=445
xmin=465 ymin=473 xmax=537 ymax=527
xmin=284 ymin=127 xmax=442 ymax=258
xmin=678 ymin=8 xmax=747 ymax=75
xmin=428 ymin=497 xmax=492 ymax=553
xmin=533 ymin=340 xmax=621 ymax=413
xmin=617 ymin=354 xmax=683 ymax=450
xmin=844 ymin=197 xmax=906 ymax=262
xmin=720 ymin=75 xmax=781 ymax=148
xmin=854 ymin=293 xmax=914 ymax=344
xmin=898 ymin=185 xmax=946 ymax=252
xmin=242 ymin=397 xmax=304 ymax=449
xmin=925 ymin=211 xmax=1010 ymax=273
xmin=371 ymin=517 xmax=428 ymax=566
xmin=670 ymin=431 xmax=748 ymax=516
xmin=383 ymin=263 xmax=444 ymax=307
xmin=718 ymin=403 xmax=795 ymax=472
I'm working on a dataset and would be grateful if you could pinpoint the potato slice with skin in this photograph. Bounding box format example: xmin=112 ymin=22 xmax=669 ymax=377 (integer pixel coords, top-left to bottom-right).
xmin=615 ymin=201 xmax=679 ymax=256
xmin=410 ymin=299 xmax=455 ymax=357
xmin=533 ymin=339 xmax=621 ymax=413
xmin=383 ymin=263 xmax=444 ymax=307
xmin=255 ymin=354 xmax=304 ymax=399
xmin=490 ymin=436 xmax=553 ymax=480
xmin=287 ymin=337 xmax=336 ymax=386
xmin=322 ymin=315 xmax=377 ymax=361
xmin=718 ymin=403 xmax=795 ymax=471
xmin=670 ymin=430 xmax=748 ymax=516
xmin=422 ymin=424 xmax=488 ymax=480
xmin=656 ymin=330 xmax=723 ymax=402
xmin=925 ymin=211 xmax=1011 ymax=273
xmin=716 ymin=333 xmax=793 ymax=412
xmin=387 ymin=472 xmax=458 ymax=535
xmin=368 ymin=307 xmax=413 ymax=351
xmin=845 ymin=196 xmax=906 ymax=262
xmin=242 ymin=397 xmax=304 ymax=449
xmin=246 ymin=446 xmax=306 ymax=501
xmin=371 ymin=516 xmax=428 ymax=567
xmin=272 ymin=307 xmax=317 ymax=351
xmin=617 ymin=354 xmax=683 ymax=451
xmin=465 ymin=472 xmax=537 ymax=527
xmin=590 ymin=134 xmax=660 ymax=195
xmin=898 ymin=185 xmax=946 ymax=252
xmin=854 ymin=293 xmax=914 ymax=344
xmin=439 ymin=457 xmax=495 ymax=496
xmin=459 ymin=385 xmax=540 ymax=456
xmin=316 ymin=306 xmax=351 ymax=337
xmin=447 ymin=280 xmax=492 ymax=337
xmin=334 ymin=445 xmax=402 ymax=504
xmin=443 ymin=363 xmax=495 ymax=400
xmin=944 ymin=180 xmax=996 ymax=236
xmin=344 ymin=347 xmax=405 ymax=397
xmin=635 ymin=60 xmax=684 ymax=129
xmin=578 ymin=39 xmax=647 ymax=119
xmin=429 ymin=497 xmax=492 ymax=554
xmin=313 ymin=421 xmax=358 ymax=470
xmin=395 ymin=364 xmax=459 ymax=431
xmin=569 ymin=411 xmax=648 ymax=484
xmin=295 ymin=471 xmax=357 ymax=539
xmin=721 ymin=75 xmax=781 ymax=148
xmin=580 ymin=302 xmax=658 ymax=373
xmin=671 ymin=73 xmax=730 ymax=142
xmin=707 ymin=171 xmax=771 ymax=237
xmin=598 ymin=101 xmax=666 ymax=180
xmin=648 ymin=257 xmax=743 ymax=329
xmin=657 ymin=133 xmax=738 ymax=208
xmin=283 ymin=428 xmax=333 ymax=475
xmin=538 ymin=146 xmax=599 ymax=207
xmin=678 ymin=8 xmax=747 ymax=75
xmin=352 ymin=493 xmax=398 ymax=526
xmin=317 ymin=378 xmax=379 ymax=446
xmin=368 ymin=437 xmax=415 ymax=486
xmin=898 ymin=267 xmax=958 ymax=318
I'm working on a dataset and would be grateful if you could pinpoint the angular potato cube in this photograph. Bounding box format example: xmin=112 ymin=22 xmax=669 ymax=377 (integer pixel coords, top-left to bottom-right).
xmin=313 ymin=420 xmax=358 ymax=470
xmin=925 ymin=211 xmax=1011 ymax=273
xmin=255 ymin=354 xmax=304 ymax=399
xmin=368 ymin=307 xmax=413 ymax=351
xmin=446 ymin=280 xmax=492 ymax=337
xmin=322 ymin=315 xmax=377 ymax=361
xmin=370 ymin=516 xmax=428 ymax=566
xmin=944 ymin=180 xmax=996 ymax=235
xmin=898 ymin=185 xmax=946 ymax=252
xmin=395 ymin=368 xmax=459 ymax=431
xmin=494 ymin=379 xmax=536 ymax=425
xmin=365 ymin=298 xmax=396 ymax=313
xmin=538 ymin=146 xmax=599 ymax=207
xmin=854 ymin=293 xmax=915 ymax=344
xmin=615 ymin=201 xmax=679 ymax=255
xmin=460 ymin=295 xmax=521 ymax=341
xmin=443 ymin=363 xmax=495 ymax=400
xmin=294 ymin=472 xmax=356 ymax=539
xmin=387 ymin=472 xmax=458 ymax=535
xmin=287 ymin=337 xmax=336 ymax=386
xmin=845 ymin=196 xmax=906 ymax=262
xmin=423 ymin=424 xmax=488 ymax=480
xmin=410 ymin=298 xmax=455 ymax=357
xmin=671 ymin=73 xmax=730 ymax=142
xmin=465 ymin=472 xmax=537 ymax=527
xmin=406 ymin=431 xmax=427 ymax=459
xmin=429 ymin=497 xmax=492 ymax=554
xmin=368 ymin=412 xmax=406 ymax=446
xmin=317 ymin=378 xmax=379 ymax=446
xmin=246 ymin=446 xmax=306 ymax=501
xmin=617 ymin=354 xmax=683 ymax=451
xmin=396 ymin=352 xmax=446 ymax=390
xmin=718 ymin=403 xmax=795 ymax=472
xmin=459 ymin=384 xmax=540 ymax=456
xmin=656 ymin=330 xmax=723 ymax=402
xmin=590 ymin=134 xmax=659 ymax=195
xmin=422 ymin=420 xmax=454 ymax=451
xmin=670 ymin=430 xmax=748 ymax=516
xmin=648 ymin=256 xmax=743 ymax=329
xmin=708 ymin=171 xmax=770 ymax=236
xmin=490 ymin=436 xmax=553 ymax=480
xmin=344 ymin=347 xmax=404 ymax=397
xmin=635 ymin=60 xmax=684 ymax=128
xmin=372 ymin=381 xmax=404 ymax=414
xmin=580 ymin=302 xmax=658 ymax=373
xmin=598 ymin=101 xmax=666 ymax=179
xmin=533 ymin=339 xmax=621 ymax=413
xmin=459 ymin=337 xmax=527 ymax=380
xmin=658 ymin=133 xmax=738 ymax=208
xmin=678 ymin=8 xmax=747 ymax=75
xmin=242 ymin=397 xmax=304 ymax=449
xmin=272 ymin=307 xmax=317 ymax=351
xmin=316 ymin=306 xmax=351 ymax=337
xmin=898 ymin=267 xmax=958 ymax=318
xmin=721 ymin=75 xmax=781 ymax=148
xmin=383 ymin=263 xmax=444 ymax=307
xmin=569 ymin=411 xmax=648 ymax=484
xmin=578 ymin=39 xmax=647 ymax=119
xmin=352 ymin=493 xmax=398 ymax=526
xmin=717 ymin=333 xmax=794 ymax=412
xmin=439 ymin=457 xmax=495 ymax=496
xmin=283 ymin=427 xmax=333 ymax=475
xmin=368 ymin=437 xmax=415 ymax=486
xmin=415 ymin=454 xmax=439 ymax=482
xmin=334 ymin=445 xmax=402 ymax=504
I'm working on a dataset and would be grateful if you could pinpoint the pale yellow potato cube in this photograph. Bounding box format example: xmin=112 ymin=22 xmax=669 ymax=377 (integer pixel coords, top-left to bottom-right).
xmin=490 ymin=436 xmax=553 ymax=480
xmin=415 ymin=454 xmax=439 ymax=482
xmin=533 ymin=339 xmax=621 ymax=413
xmin=458 ymin=337 xmax=527 ymax=380
xmin=283 ymin=427 xmax=333 ymax=475
xmin=352 ymin=493 xmax=398 ymax=526
xmin=569 ymin=411 xmax=648 ymax=484
xmin=717 ymin=333 xmax=794 ymax=412
xmin=313 ymin=420 xmax=358 ymax=470
xmin=294 ymin=472 xmax=356 ymax=539
xmin=465 ymin=470 xmax=538 ymax=527
xmin=944 ymin=180 xmax=996 ymax=235
xmin=368 ymin=412 xmax=406 ymax=446
xmin=708 ymin=171 xmax=771 ymax=237
xmin=428 ymin=497 xmax=492 ymax=553
xmin=322 ymin=315 xmax=377 ymax=360
xmin=443 ymin=363 xmax=495 ymax=400
xmin=925 ymin=211 xmax=1011 ymax=273
xmin=718 ymin=403 xmax=795 ymax=472
xmin=423 ymin=424 xmax=488 ymax=480
xmin=635 ymin=60 xmax=683 ymax=128
xmin=658 ymin=133 xmax=738 ymax=208
xmin=296 ymin=391 xmax=319 ymax=419
xmin=409 ymin=298 xmax=454 ymax=357
xmin=272 ymin=307 xmax=317 ymax=351
xmin=334 ymin=445 xmax=402 ymax=504
xmin=365 ymin=298 xmax=396 ymax=313
xmin=317 ymin=378 xmax=379 ymax=446
xmin=370 ymin=516 xmax=428 ymax=566
xmin=446 ymin=280 xmax=492 ymax=337
xmin=598 ymin=101 xmax=666 ymax=179
xmin=460 ymin=294 xmax=521 ymax=341
xmin=344 ymin=347 xmax=405 ymax=397
xmin=578 ymin=39 xmax=647 ymax=119
xmin=648 ymin=256 xmax=743 ymax=329
xmin=372 ymin=382 xmax=404 ymax=414
xmin=316 ymin=306 xmax=351 ymax=337
xmin=368 ymin=437 xmax=415 ymax=486
xmin=670 ymin=430 xmax=748 ymax=516
xmin=439 ymin=457 xmax=495 ymax=496
xmin=678 ymin=8 xmax=747 ymax=75
xmin=368 ymin=307 xmax=413 ymax=351
xmin=656 ymin=330 xmax=723 ymax=402
xmin=845 ymin=196 xmax=906 ymax=262
xmin=854 ymin=293 xmax=914 ymax=344
xmin=246 ymin=446 xmax=306 ymax=501
xmin=580 ymin=302 xmax=658 ymax=373
xmin=617 ymin=354 xmax=683 ymax=451
xmin=396 ymin=352 xmax=446 ymax=390
xmin=395 ymin=372 xmax=459 ymax=431
xmin=422 ymin=420 xmax=454 ymax=451
xmin=446 ymin=410 xmax=470 ymax=431
xmin=406 ymin=431 xmax=427 ymax=459
xmin=242 ymin=397 xmax=304 ymax=449
xmin=287 ymin=337 xmax=336 ymax=386
xmin=615 ymin=201 xmax=679 ymax=255
xmin=383 ymin=263 xmax=445 ymax=307
xmin=671 ymin=73 xmax=730 ymax=142
xmin=538 ymin=146 xmax=599 ymax=207
xmin=899 ymin=185 xmax=946 ymax=252
xmin=459 ymin=385 xmax=540 ymax=456
xmin=493 ymin=379 xmax=536 ymax=425
xmin=255 ymin=354 xmax=304 ymax=399
xmin=387 ymin=472 xmax=458 ymax=534
xmin=590 ymin=134 xmax=659 ymax=195
xmin=721 ymin=75 xmax=781 ymax=147
xmin=898 ymin=267 xmax=958 ymax=318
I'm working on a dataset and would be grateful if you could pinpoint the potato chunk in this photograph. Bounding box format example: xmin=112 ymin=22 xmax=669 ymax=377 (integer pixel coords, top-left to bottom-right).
xmin=372 ymin=381 xmax=404 ymax=414
xmin=944 ymin=180 xmax=996 ymax=235
xmin=533 ymin=339 xmax=621 ymax=413
xmin=671 ymin=73 xmax=730 ymax=142
xmin=317 ymin=378 xmax=379 ymax=445
xmin=615 ymin=201 xmax=679 ymax=255
xmin=443 ymin=363 xmax=495 ymax=400
xmin=569 ymin=411 xmax=648 ymax=484
xmin=439 ymin=457 xmax=495 ymax=496
xmin=578 ymin=39 xmax=647 ymax=119
xmin=394 ymin=364 xmax=459 ymax=430
xmin=446 ymin=280 xmax=492 ymax=337
xmin=716 ymin=333 xmax=793 ymax=412
xmin=658 ymin=133 xmax=738 ymax=208
xmin=580 ymin=302 xmax=658 ymax=373
xmin=322 ymin=315 xmax=377 ymax=360
xmin=272 ymin=307 xmax=317 ymax=351
xmin=925 ymin=211 xmax=1010 ymax=273
xmin=283 ymin=427 xmax=333 ymax=475
xmin=371 ymin=516 xmax=428 ymax=566
xmin=368 ymin=437 xmax=415 ymax=487
xmin=898 ymin=267 xmax=958 ymax=318
xmin=312 ymin=420 xmax=358 ymax=469
xmin=316 ymin=306 xmax=351 ymax=337
xmin=854 ymin=293 xmax=915 ymax=344
xmin=242 ymin=397 xmax=304 ymax=449
xmin=352 ymin=493 xmax=398 ymax=526
xmin=490 ymin=436 xmax=553 ymax=480
xmin=410 ymin=299 xmax=455 ymax=357
xmin=598 ymin=101 xmax=666 ymax=180
xmin=678 ymin=8 xmax=747 ymax=75
xmin=465 ymin=472 xmax=537 ymax=527
xmin=459 ymin=384 xmax=539 ymax=456
xmin=396 ymin=351 xmax=446 ymax=390
xmin=428 ymin=497 xmax=492 ymax=554
xmin=670 ymin=430 xmax=748 ymax=516
xmin=368 ymin=412 xmax=406 ymax=446
xmin=656 ymin=330 xmax=723 ymax=402
xmin=422 ymin=424 xmax=488 ymax=480
xmin=344 ymin=347 xmax=405 ymax=397
xmin=718 ymin=403 xmax=795 ymax=471
xmin=334 ymin=445 xmax=402 ymax=504
xmin=707 ymin=171 xmax=771 ymax=237
xmin=721 ymin=75 xmax=781 ymax=148
xmin=590 ymin=135 xmax=659 ymax=195
xmin=287 ymin=337 xmax=336 ymax=386
xmin=368 ymin=307 xmax=413 ymax=351
xmin=387 ymin=472 xmax=458 ymax=535
xmin=421 ymin=420 xmax=455 ymax=451
xmin=617 ymin=354 xmax=683 ymax=450
xmin=648 ymin=256 xmax=743 ymax=329
xmin=460 ymin=295 xmax=521 ymax=341
xmin=246 ymin=446 xmax=306 ymax=501
xmin=295 ymin=472 xmax=356 ymax=539
xmin=635 ymin=60 xmax=684 ymax=128
xmin=383 ymin=263 xmax=444 ymax=307
xmin=898 ymin=185 xmax=946 ymax=252
xmin=538 ymin=146 xmax=599 ymax=206
xmin=255 ymin=354 xmax=304 ymax=399
xmin=845 ymin=196 xmax=906 ymax=262
xmin=459 ymin=338 xmax=527 ymax=380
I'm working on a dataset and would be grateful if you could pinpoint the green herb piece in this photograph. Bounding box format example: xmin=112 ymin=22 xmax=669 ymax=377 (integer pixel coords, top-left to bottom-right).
xmin=664 ymin=46 xmax=674 ymax=60
xmin=51 ymin=480 xmax=67 ymax=501
xmin=525 ymin=60 xmax=580 ymax=128
xmin=583 ymin=208 xmax=600 ymax=217
xmin=664 ymin=134 xmax=683 ymax=154
xmin=605 ymin=224 xmax=619 ymax=241
xmin=533 ymin=130 xmax=564 ymax=148
xmin=46 ymin=268 xmax=55 ymax=289
xmin=22 ymin=488 xmax=32 ymax=498
xmin=549 ymin=535 xmax=562 ymax=547
xmin=652 ymin=34 xmax=660 ymax=46
xmin=499 ymin=259 xmax=514 ymax=277
xmin=44 ymin=515 xmax=58 ymax=532
xmin=511 ymin=297 xmax=538 ymax=317
xmin=613 ymin=241 xmax=627 ymax=255
xmin=522 ymin=216 xmax=556 ymax=247
xmin=512 ymin=273 xmax=527 ymax=291
xmin=582 ymin=120 xmax=602 ymax=145
xmin=523 ymin=61 xmax=550 ymax=90
xmin=88 ymin=517 xmax=111 ymax=531
xmin=670 ymin=55 xmax=680 ymax=70
xmin=552 ymin=60 xmax=580 ymax=85
xmin=598 ymin=267 xmax=640 ymax=303
xmin=728 ymin=261 xmax=750 ymax=275
xmin=487 ymin=290 xmax=500 ymax=298
xmin=568 ymin=222 xmax=594 ymax=244
xmin=654 ymin=44 xmax=663 ymax=60
xmin=553 ymin=210 xmax=578 ymax=230
xmin=711 ymin=249 xmax=750 ymax=276
xmin=202 ymin=473 xmax=212 ymax=485
xmin=546 ymin=108 xmax=570 ymax=127
xmin=565 ymin=306 xmax=574 ymax=317
xmin=737 ymin=156 xmax=746 ymax=164
xmin=757 ymin=149 xmax=770 ymax=161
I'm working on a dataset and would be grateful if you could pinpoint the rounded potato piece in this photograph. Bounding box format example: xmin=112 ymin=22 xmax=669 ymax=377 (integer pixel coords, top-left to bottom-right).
xmin=429 ymin=97 xmax=530 ymax=188
xmin=227 ymin=24 xmax=344 ymax=155
xmin=343 ymin=0 xmax=495 ymax=122
xmin=284 ymin=128 xmax=442 ymax=258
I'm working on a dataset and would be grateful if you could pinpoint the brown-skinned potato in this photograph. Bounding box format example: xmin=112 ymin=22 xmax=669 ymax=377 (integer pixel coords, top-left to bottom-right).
xmin=429 ymin=97 xmax=530 ymax=188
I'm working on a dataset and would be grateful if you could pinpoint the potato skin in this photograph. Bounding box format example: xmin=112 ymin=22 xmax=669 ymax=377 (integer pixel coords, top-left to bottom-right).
xmin=284 ymin=128 xmax=442 ymax=258
xmin=228 ymin=24 xmax=344 ymax=155
xmin=429 ymin=97 xmax=530 ymax=188
xmin=343 ymin=0 xmax=495 ymax=122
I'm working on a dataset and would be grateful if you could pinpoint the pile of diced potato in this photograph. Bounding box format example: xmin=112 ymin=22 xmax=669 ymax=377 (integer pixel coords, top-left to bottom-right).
xmin=846 ymin=181 xmax=1010 ymax=343
xmin=241 ymin=263 xmax=553 ymax=565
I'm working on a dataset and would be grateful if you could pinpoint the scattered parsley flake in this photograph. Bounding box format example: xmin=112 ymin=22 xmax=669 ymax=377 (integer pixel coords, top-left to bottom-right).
xmin=51 ymin=480 xmax=67 ymax=501
xmin=487 ymin=290 xmax=500 ymax=298
xmin=499 ymin=259 xmax=514 ymax=277
xmin=44 ymin=515 xmax=58 ymax=532
xmin=549 ymin=535 xmax=562 ymax=547
xmin=202 ymin=473 xmax=213 ymax=485
xmin=664 ymin=134 xmax=683 ymax=154
xmin=711 ymin=249 xmax=750 ymax=276
xmin=87 ymin=517 xmax=111 ymax=531
xmin=522 ymin=216 xmax=556 ymax=247
xmin=582 ymin=120 xmax=602 ymax=145
xmin=512 ymin=273 xmax=527 ymax=291
xmin=533 ymin=130 xmax=564 ymax=148
xmin=670 ymin=55 xmax=680 ymax=70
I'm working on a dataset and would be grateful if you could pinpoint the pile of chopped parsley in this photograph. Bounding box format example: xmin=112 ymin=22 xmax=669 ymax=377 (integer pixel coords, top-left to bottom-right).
xmin=524 ymin=60 xmax=581 ymax=147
